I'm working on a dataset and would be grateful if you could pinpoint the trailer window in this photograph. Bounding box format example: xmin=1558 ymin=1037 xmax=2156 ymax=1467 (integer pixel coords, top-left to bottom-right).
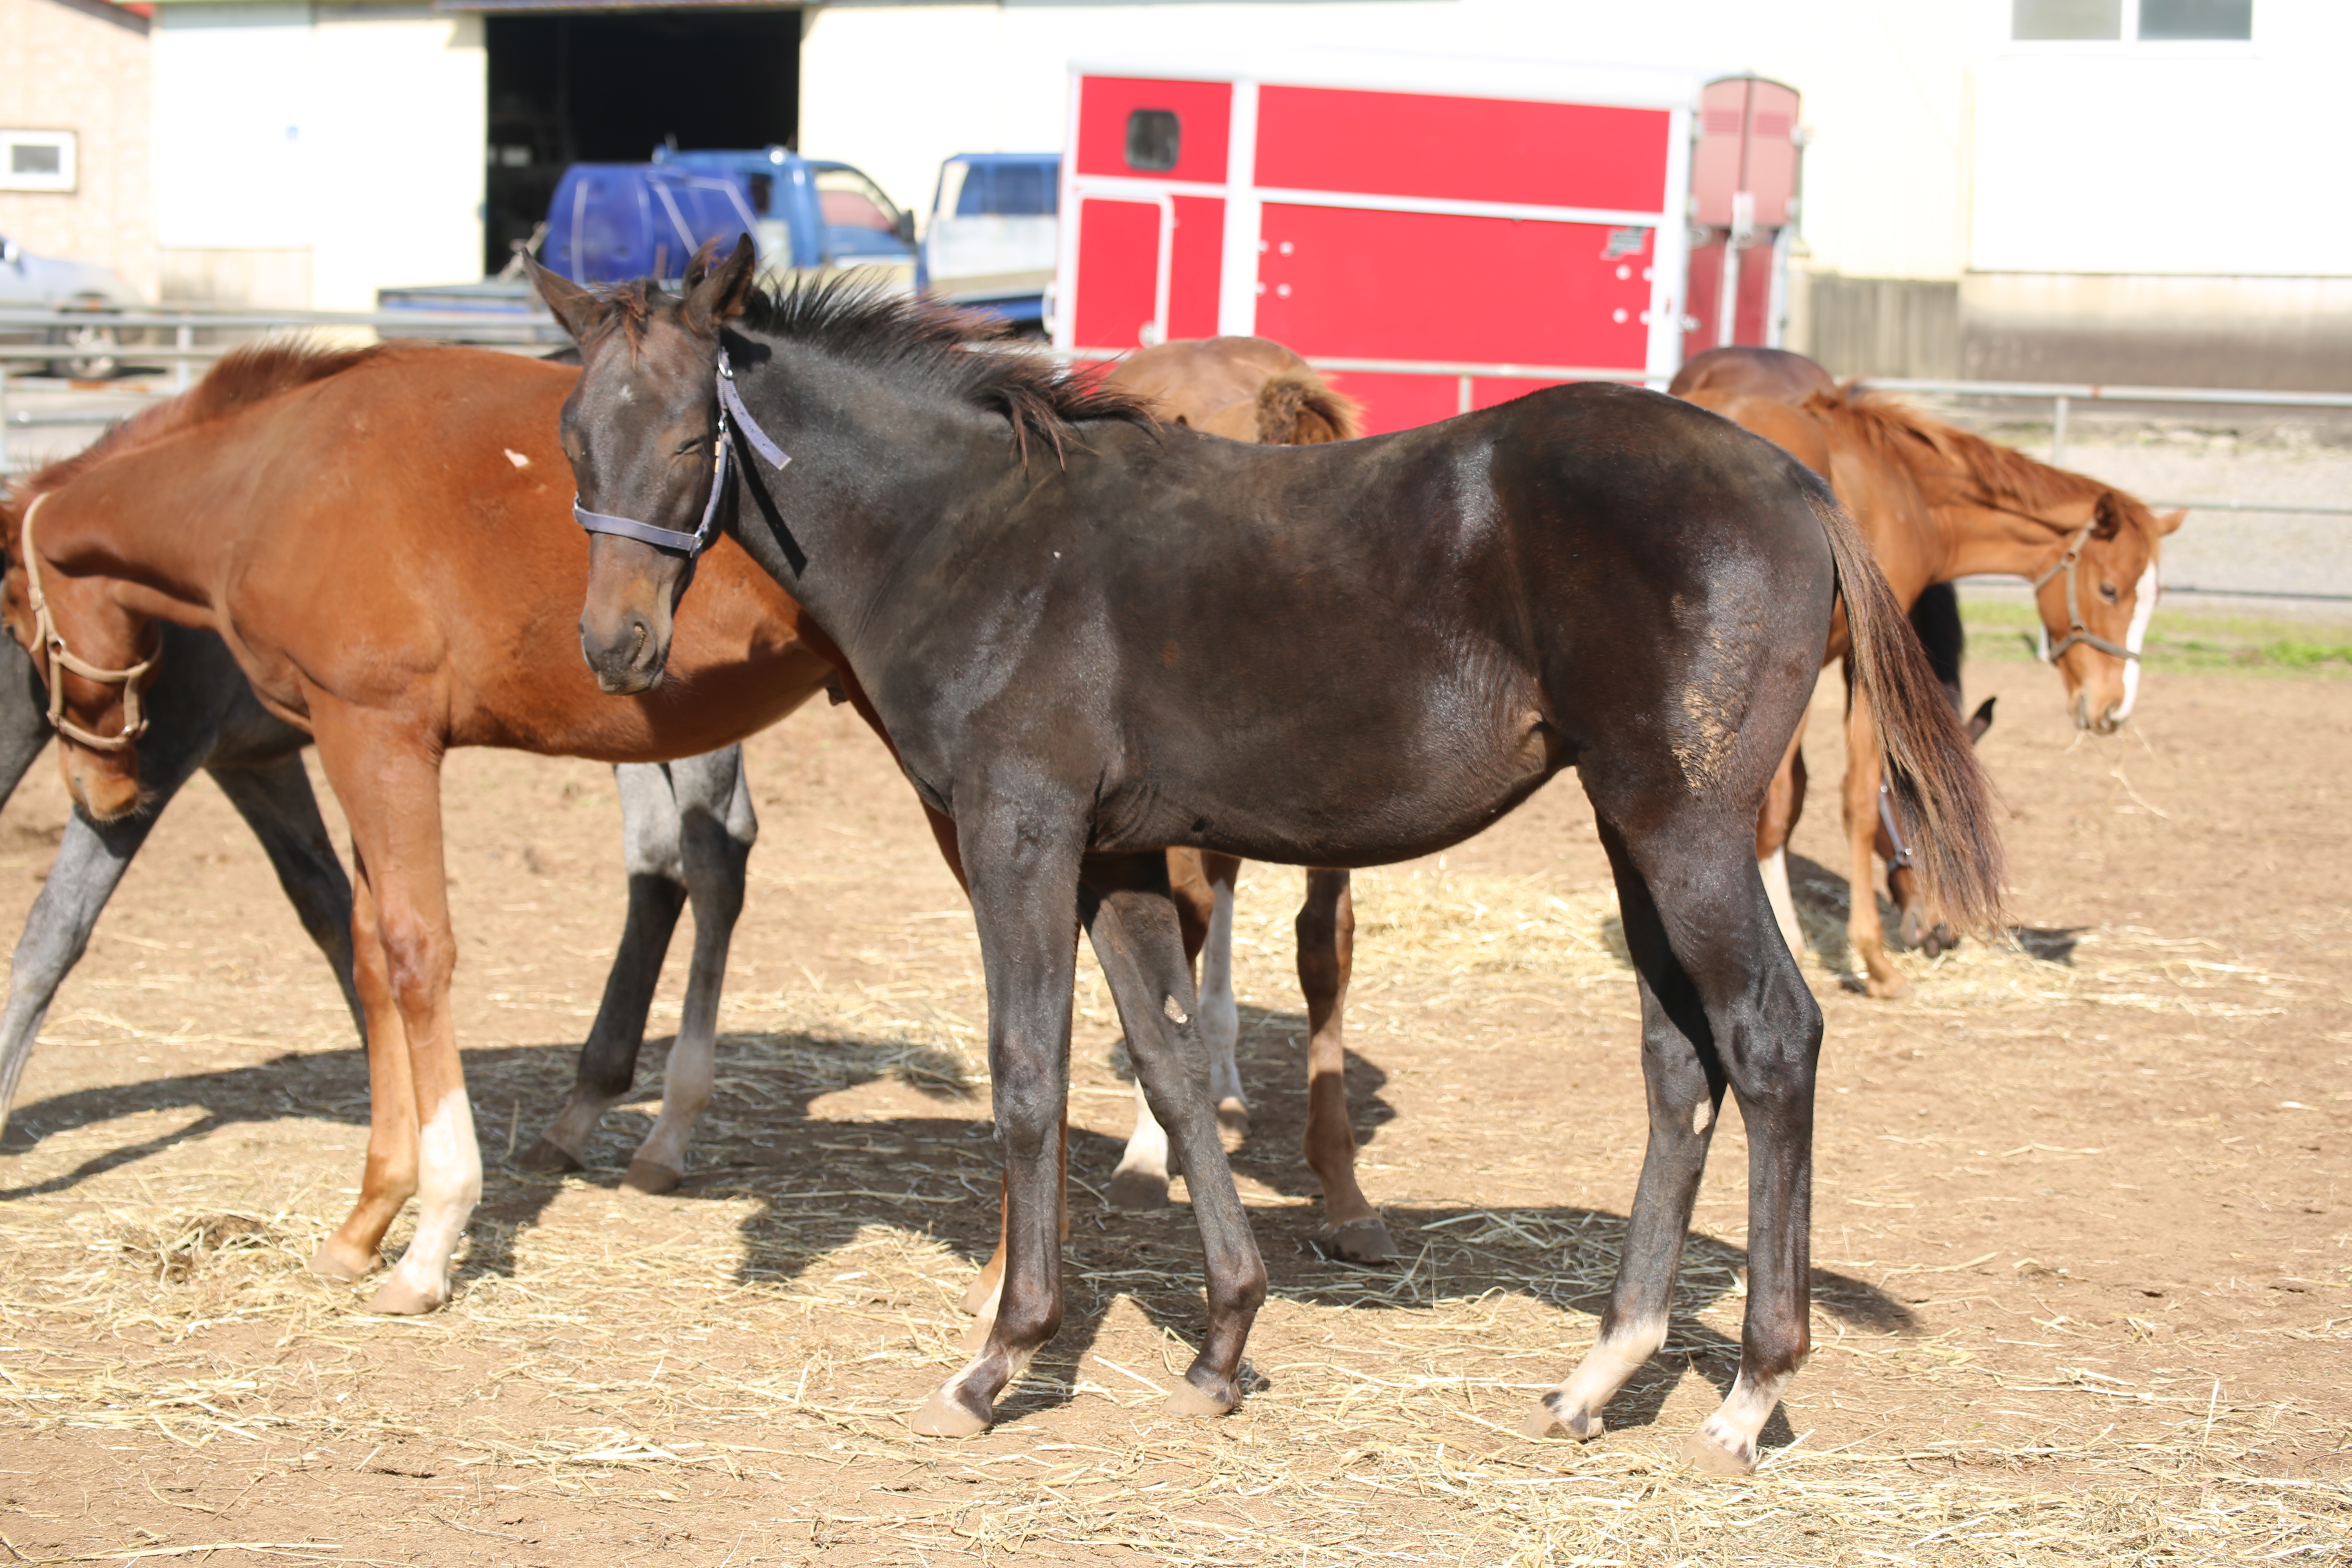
xmin=1125 ymin=110 xmax=1180 ymax=173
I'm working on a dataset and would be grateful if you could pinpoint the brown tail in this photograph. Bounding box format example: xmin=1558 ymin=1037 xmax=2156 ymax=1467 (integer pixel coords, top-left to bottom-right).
xmin=1804 ymin=480 xmax=2007 ymax=935
xmin=1254 ymin=369 xmax=1362 ymax=445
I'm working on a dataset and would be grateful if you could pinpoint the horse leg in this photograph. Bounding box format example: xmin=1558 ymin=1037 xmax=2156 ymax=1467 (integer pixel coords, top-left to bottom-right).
xmin=1196 ymin=853 xmax=1247 ymax=1141
xmin=522 ymin=762 xmax=688 ymax=1172
xmin=1754 ymin=713 xmax=1811 ymax=961
xmin=0 ymin=713 xmax=215 ymax=1140
xmin=1527 ymin=808 xmax=1822 ymax=1476
xmin=912 ymin=811 xmax=1085 ymax=1437
xmin=1296 ymin=869 xmax=1392 ymax=1261
xmin=1842 ymin=685 xmax=1907 ymax=998
xmin=308 ymin=708 xmax=476 ymax=1314
xmin=1108 ymin=848 xmax=1218 ymax=1208
xmin=623 ymin=746 xmax=755 ymax=1194
xmin=210 ymin=756 xmax=364 ymax=1039
xmin=1080 ymin=852 xmax=1266 ymax=1416
xmin=309 ymin=852 xmax=419 ymax=1281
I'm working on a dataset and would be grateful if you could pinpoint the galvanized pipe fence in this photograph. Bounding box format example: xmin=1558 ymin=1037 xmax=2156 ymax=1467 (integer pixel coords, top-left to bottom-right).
xmin=5 ymin=312 xmax=2347 ymax=588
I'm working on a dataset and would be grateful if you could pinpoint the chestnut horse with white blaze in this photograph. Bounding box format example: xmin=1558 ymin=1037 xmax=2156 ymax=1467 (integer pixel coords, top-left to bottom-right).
xmin=1673 ymin=347 xmax=2182 ymax=994
xmin=536 ymin=242 xmax=2002 ymax=1473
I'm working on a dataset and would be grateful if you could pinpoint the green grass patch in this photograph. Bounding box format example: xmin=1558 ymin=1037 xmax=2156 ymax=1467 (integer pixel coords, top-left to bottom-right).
xmin=1958 ymin=597 xmax=2352 ymax=675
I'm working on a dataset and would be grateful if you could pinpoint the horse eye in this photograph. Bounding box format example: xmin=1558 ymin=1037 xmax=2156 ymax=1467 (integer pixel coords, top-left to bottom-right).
xmin=2099 ymin=582 xmax=2120 ymax=603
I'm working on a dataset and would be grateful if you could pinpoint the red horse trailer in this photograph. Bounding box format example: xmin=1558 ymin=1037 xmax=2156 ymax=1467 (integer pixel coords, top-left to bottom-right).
xmin=1054 ymin=53 xmax=1800 ymax=435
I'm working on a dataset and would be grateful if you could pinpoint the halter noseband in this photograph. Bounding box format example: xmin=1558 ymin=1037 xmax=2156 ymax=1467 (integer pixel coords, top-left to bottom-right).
xmin=16 ymin=492 xmax=151 ymax=753
xmin=571 ymin=347 xmax=788 ymax=557
xmin=2031 ymin=517 xmax=2140 ymax=664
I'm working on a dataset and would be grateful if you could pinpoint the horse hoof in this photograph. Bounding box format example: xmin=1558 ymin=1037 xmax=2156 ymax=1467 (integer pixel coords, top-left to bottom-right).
xmin=1924 ymin=924 xmax=1958 ymax=958
xmin=364 ymin=1274 xmax=448 ymax=1316
xmin=1864 ymin=973 xmax=1911 ymax=1000
xmin=1682 ymin=1423 xmax=1757 ymax=1476
xmin=911 ymin=1385 xmax=993 ymax=1437
xmin=1216 ymin=1098 xmax=1249 ymax=1149
xmin=621 ymin=1158 xmax=683 ymax=1196
xmin=1108 ymin=1168 xmax=1172 ymax=1210
xmin=516 ymin=1137 xmax=584 ymax=1174
xmin=1319 ymin=1216 xmax=1399 ymax=1262
xmin=1165 ymin=1372 xmax=1239 ymax=1418
xmin=307 ymin=1238 xmax=376 ymax=1282
xmin=1521 ymin=1396 xmax=1603 ymax=1441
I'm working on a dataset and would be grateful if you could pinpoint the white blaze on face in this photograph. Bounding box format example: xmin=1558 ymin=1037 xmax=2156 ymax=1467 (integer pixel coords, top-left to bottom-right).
xmin=2115 ymin=562 xmax=2159 ymax=721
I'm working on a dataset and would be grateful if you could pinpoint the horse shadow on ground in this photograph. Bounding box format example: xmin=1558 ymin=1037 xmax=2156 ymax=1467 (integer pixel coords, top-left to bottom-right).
xmin=1788 ymin=852 xmax=2088 ymax=973
xmin=0 ymin=1013 xmax=1913 ymax=1446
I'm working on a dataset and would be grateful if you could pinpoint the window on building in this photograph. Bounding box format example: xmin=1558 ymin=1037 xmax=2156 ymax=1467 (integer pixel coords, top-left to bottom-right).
xmin=2013 ymin=0 xmax=2251 ymax=39
xmin=2137 ymin=0 xmax=2251 ymax=39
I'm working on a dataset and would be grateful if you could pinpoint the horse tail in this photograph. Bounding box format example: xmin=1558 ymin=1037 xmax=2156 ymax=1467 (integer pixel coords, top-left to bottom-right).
xmin=1804 ymin=475 xmax=2007 ymax=935
xmin=1254 ymin=369 xmax=1362 ymax=445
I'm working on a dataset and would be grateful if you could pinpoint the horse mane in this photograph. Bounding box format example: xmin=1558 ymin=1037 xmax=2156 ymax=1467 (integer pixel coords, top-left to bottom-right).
xmin=591 ymin=268 xmax=1156 ymax=466
xmin=5 ymin=339 xmax=391 ymax=516
xmin=1805 ymin=384 xmax=2163 ymax=546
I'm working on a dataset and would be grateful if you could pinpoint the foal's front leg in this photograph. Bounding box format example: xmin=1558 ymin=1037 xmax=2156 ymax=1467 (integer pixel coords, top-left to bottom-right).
xmin=912 ymin=812 xmax=1083 ymax=1436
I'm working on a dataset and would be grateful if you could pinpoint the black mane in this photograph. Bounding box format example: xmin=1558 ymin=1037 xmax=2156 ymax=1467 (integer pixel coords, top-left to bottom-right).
xmin=735 ymin=277 xmax=1157 ymax=463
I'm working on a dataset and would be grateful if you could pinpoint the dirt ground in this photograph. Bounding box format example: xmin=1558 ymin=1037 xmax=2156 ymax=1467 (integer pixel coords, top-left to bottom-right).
xmin=0 ymin=636 xmax=2345 ymax=1565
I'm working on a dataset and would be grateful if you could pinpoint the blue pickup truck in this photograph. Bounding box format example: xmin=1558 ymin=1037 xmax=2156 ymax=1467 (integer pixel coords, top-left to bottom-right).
xmin=540 ymin=147 xmax=915 ymax=284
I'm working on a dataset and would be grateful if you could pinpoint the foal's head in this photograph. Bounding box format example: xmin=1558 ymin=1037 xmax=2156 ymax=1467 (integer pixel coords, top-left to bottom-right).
xmin=0 ymin=493 xmax=155 ymax=821
xmin=530 ymin=239 xmax=760 ymax=695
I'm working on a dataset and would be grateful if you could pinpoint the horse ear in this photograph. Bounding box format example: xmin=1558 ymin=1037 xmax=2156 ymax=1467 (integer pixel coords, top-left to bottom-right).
xmin=2158 ymin=508 xmax=2187 ymax=536
xmin=682 ymin=236 xmax=724 ymax=291
xmin=684 ymin=234 xmax=757 ymax=338
xmin=526 ymin=257 xmax=604 ymax=343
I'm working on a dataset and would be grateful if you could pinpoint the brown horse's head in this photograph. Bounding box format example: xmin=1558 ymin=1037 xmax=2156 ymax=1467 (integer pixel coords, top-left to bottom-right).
xmin=529 ymin=238 xmax=759 ymax=695
xmin=1811 ymin=389 xmax=2186 ymax=735
xmin=0 ymin=492 xmax=156 ymax=821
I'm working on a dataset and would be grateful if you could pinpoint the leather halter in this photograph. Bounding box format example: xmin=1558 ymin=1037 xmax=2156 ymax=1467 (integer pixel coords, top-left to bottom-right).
xmin=16 ymin=492 xmax=151 ymax=753
xmin=2030 ymin=516 xmax=2138 ymax=664
xmin=571 ymin=346 xmax=788 ymax=556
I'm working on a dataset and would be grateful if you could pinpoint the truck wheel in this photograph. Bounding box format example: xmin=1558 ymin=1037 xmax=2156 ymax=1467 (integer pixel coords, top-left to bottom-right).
xmin=47 ymin=301 xmax=121 ymax=379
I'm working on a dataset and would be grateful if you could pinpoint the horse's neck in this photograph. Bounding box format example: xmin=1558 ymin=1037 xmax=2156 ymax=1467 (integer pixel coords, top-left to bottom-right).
xmin=48 ymin=464 xmax=234 ymax=631
xmin=1932 ymin=499 xmax=2081 ymax=582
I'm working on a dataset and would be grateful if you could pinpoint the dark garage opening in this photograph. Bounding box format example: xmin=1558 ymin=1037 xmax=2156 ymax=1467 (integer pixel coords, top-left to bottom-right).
xmin=483 ymin=8 xmax=801 ymax=277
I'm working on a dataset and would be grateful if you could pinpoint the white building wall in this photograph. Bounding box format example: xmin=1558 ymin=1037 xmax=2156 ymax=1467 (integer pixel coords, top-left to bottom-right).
xmin=152 ymin=0 xmax=481 ymax=307
xmin=0 ymin=0 xmax=156 ymax=299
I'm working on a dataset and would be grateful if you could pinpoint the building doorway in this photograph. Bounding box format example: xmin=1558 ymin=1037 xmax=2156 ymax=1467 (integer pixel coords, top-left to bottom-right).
xmin=483 ymin=8 xmax=800 ymax=277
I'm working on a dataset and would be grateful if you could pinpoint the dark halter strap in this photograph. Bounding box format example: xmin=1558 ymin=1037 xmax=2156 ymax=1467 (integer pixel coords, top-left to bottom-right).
xmin=572 ymin=347 xmax=789 ymax=557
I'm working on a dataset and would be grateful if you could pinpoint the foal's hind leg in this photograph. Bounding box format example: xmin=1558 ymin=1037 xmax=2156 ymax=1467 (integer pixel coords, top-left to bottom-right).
xmin=622 ymin=746 xmax=755 ymax=1194
xmin=1754 ymin=715 xmax=1811 ymax=962
xmin=1109 ymin=849 xmax=1223 ymax=1209
xmin=523 ymin=763 xmax=689 ymax=1171
xmin=1528 ymin=806 xmax=1822 ymax=1475
xmin=1296 ymin=869 xmax=1394 ymax=1261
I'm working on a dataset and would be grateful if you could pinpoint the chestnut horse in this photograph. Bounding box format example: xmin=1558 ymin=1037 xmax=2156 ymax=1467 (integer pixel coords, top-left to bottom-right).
xmin=1671 ymin=347 xmax=2182 ymax=994
xmin=538 ymin=247 xmax=2000 ymax=1472
xmin=0 ymin=342 xmax=922 ymax=1315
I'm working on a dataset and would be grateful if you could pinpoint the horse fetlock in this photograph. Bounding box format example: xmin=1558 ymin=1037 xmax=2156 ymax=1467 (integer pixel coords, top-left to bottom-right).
xmin=1215 ymin=1096 xmax=1250 ymax=1147
xmin=620 ymin=1157 xmax=685 ymax=1196
xmin=1108 ymin=1163 xmax=1174 ymax=1210
xmin=1319 ymin=1214 xmax=1399 ymax=1262
xmin=308 ymin=1233 xmax=380 ymax=1282
xmin=1167 ymin=1368 xmax=1242 ymax=1419
xmin=1521 ymin=1390 xmax=1606 ymax=1442
xmin=1682 ymin=1419 xmax=1759 ymax=1476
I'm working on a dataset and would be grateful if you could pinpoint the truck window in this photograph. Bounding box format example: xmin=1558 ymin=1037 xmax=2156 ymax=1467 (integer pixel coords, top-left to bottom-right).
xmin=994 ymin=162 xmax=1052 ymax=216
xmin=816 ymin=167 xmax=900 ymax=233
xmin=748 ymin=172 xmax=774 ymax=217
xmin=954 ymin=164 xmax=993 ymax=216
xmin=1125 ymin=110 xmax=1179 ymax=172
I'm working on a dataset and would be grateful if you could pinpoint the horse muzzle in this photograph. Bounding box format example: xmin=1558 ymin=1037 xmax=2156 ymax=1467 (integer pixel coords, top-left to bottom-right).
xmin=580 ymin=610 xmax=669 ymax=695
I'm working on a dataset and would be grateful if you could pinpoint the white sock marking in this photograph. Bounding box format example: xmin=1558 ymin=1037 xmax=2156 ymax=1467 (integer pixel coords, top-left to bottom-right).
xmin=1113 ymin=1078 xmax=1172 ymax=1187
xmin=382 ymin=1089 xmax=481 ymax=1306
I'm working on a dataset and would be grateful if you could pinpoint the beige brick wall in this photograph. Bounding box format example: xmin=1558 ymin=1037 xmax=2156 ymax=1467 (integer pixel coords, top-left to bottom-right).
xmin=0 ymin=0 xmax=154 ymax=298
